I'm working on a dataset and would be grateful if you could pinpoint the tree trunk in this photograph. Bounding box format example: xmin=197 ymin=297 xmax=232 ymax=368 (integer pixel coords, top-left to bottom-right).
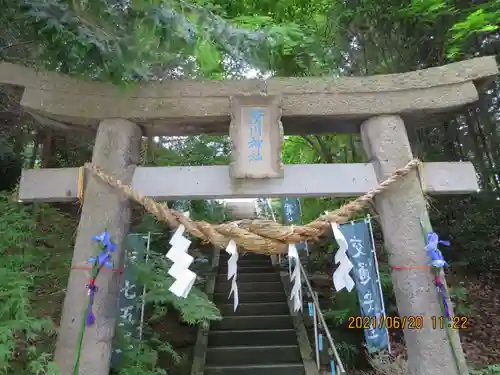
xmin=477 ymin=91 xmax=500 ymax=163
xmin=465 ymin=110 xmax=492 ymax=190
xmin=442 ymin=121 xmax=460 ymax=161
xmin=472 ymin=109 xmax=500 ymax=192
xmin=40 ymin=129 xmax=57 ymax=168
xmin=28 ymin=131 xmax=41 ymax=168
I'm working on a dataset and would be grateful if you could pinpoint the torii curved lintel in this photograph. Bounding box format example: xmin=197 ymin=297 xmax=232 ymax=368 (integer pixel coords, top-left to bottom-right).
xmin=0 ymin=57 xmax=497 ymax=136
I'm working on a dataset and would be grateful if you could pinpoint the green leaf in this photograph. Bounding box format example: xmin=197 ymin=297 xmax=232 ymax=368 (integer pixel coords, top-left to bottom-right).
xmin=195 ymin=39 xmax=221 ymax=74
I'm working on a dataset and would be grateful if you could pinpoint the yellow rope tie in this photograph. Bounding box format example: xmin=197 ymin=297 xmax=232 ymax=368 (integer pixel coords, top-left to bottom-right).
xmin=77 ymin=166 xmax=85 ymax=204
xmin=81 ymin=158 xmax=423 ymax=254
xmin=416 ymin=159 xmax=428 ymax=193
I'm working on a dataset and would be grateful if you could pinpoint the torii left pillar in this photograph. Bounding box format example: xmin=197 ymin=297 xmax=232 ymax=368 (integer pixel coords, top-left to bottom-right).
xmin=54 ymin=119 xmax=142 ymax=375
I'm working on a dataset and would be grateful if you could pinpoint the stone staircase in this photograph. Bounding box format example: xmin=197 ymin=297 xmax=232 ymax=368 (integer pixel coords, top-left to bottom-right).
xmin=203 ymin=251 xmax=308 ymax=375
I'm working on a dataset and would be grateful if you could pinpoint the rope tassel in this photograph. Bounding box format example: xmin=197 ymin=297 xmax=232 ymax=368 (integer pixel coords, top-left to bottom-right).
xmin=331 ymin=223 xmax=355 ymax=292
xmin=225 ymin=240 xmax=239 ymax=311
xmin=166 ymin=211 xmax=197 ymax=298
xmin=288 ymin=244 xmax=302 ymax=311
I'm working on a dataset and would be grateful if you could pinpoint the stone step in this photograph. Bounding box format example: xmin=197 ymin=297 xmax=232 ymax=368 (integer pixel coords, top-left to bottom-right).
xmin=215 ymin=281 xmax=283 ymax=294
xmin=207 ymin=252 xmax=305 ymax=375
xmin=216 ymin=273 xmax=280 ymax=283
xmin=204 ymin=364 xmax=305 ymax=375
xmin=205 ymin=345 xmax=301 ymax=366
xmin=219 ymin=253 xmax=271 ymax=261
xmin=208 ymin=329 xmax=298 ymax=347
xmin=218 ymin=261 xmax=273 ymax=268
xmin=214 ymin=291 xmax=286 ymax=304
xmin=218 ymin=265 xmax=275 ymax=274
xmin=219 ymin=302 xmax=290 ymax=316
xmin=218 ymin=256 xmax=272 ymax=266
xmin=211 ymin=315 xmax=293 ymax=331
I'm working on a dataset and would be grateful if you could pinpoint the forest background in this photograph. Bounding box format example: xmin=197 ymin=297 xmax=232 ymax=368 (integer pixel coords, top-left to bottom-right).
xmin=1 ymin=0 xmax=500 ymax=374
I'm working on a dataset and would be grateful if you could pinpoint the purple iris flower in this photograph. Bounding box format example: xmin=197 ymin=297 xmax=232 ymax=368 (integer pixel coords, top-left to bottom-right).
xmin=426 ymin=232 xmax=450 ymax=268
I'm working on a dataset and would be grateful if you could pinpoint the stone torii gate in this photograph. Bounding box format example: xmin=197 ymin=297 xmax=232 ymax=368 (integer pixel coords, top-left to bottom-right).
xmin=0 ymin=57 xmax=497 ymax=375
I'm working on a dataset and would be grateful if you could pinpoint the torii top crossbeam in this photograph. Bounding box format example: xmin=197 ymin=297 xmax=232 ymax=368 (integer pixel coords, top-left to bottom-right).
xmin=0 ymin=57 xmax=497 ymax=136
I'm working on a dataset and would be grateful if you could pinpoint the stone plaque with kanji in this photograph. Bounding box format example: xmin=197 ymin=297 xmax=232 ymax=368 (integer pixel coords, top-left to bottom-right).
xmin=229 ymin=95 xmax=283 ymax=179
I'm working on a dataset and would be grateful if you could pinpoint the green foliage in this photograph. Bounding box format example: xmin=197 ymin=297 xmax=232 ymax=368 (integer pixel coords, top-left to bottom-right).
xmin=282 ymin=136 xmax=320 ymax=165
xmin=405 ymin=0 xmax=500 ymax=59
xmin=152 ymin=136 xmax=230 ymax=170
xmin=0 ymin=0 xmax=337 ymax=82
xmin=376 ymin=263 xmax=398 ymax=315
xmin=114 ymin=336 xmax=169 ymax=375
xmin=323 ymin=291 xmax=359 ymax=327
xmin=111 ymin=202 xmax=222 ymax=375
xmin=431 ymin=194 xmax=500 ymax=271
xmin=137 ymin=251 xmax=220 ymax=323
xmin=449 ymin=285 xmax=472 ymax=316
xmin=110 ymin=250 xmax=221 ymax=375
xmin=0 ymin=193 xmax=62 ymax=375
xmin=332 ymin=341 xmax=360 ymax=367
xmin=190 ymin=200 xmax=230 ymax=223
xmin=368 ymin=351 xmax=408 ymax=375
xmin=0 ymin=138 xmax=23 ymax=191
xmin=470 ymin=364 xmax=500 ymax=375
xmin=210 ymin=0 xmax=339 ymax=76
xmin=112 ymin=321 xmax=175 ymax=375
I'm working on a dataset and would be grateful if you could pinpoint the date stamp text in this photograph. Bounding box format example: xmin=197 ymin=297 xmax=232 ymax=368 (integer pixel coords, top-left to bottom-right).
xmin=348 ymin=315 xmax=470 ymax=330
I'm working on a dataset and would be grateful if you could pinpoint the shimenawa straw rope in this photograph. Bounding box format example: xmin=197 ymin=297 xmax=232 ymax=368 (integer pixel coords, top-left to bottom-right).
xmin=81 ymin=159 xmax=423 ymax=254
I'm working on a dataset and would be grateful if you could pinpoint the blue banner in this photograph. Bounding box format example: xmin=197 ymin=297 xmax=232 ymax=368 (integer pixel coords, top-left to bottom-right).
xmin=338 ymin=221 xmax=389 ymax=352
xmin=281 ymin=197 xmax=301 ymax=224
xmin=281 ymin=197 xmax=305 ymax=252
xmin=111 ymin=233 xmax=147 ymax=369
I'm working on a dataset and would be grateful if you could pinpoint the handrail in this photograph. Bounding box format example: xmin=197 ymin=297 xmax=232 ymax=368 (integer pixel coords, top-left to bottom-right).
xmin=298 ymin=259 xmax=346 ymax=374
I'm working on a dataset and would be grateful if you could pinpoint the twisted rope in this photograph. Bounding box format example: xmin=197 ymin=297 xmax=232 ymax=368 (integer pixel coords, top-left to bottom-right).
xmin=83 ymin=159 xmax=422 ymax=254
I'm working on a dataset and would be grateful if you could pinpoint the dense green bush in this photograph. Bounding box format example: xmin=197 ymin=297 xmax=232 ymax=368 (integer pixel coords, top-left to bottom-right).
xmin=111 ymin=248 xmax=221 ymax=375
xmin=0 ymin=192 xmax=224 ymax=375
xmin=431 ymin=194 xmax=500 ymax=272
xmin=0 ymin=193 xmax=64 ymax=374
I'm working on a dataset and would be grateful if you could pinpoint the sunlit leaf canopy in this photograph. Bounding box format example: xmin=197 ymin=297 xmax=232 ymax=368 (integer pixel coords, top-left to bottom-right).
xmin=1 ymin=0 xmax=496 ymax=84
xmin=9 ymin=0 xmax=337 ymax=83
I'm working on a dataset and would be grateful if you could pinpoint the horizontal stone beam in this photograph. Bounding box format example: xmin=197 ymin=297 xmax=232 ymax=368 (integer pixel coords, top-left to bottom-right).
xmin=0 ymin=57 xmax=497 ymax=135
xmin=18 ymin=162 xmax=478 ymax=202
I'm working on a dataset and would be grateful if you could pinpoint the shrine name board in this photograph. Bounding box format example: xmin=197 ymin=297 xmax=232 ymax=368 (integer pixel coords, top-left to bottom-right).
xmin=229 ymin=95 xmax=284 ymax=179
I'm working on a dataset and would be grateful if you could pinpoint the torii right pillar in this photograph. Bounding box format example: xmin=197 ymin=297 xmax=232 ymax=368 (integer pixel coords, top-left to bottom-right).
xmin=360 ymin=115 xmax=468 ymax=375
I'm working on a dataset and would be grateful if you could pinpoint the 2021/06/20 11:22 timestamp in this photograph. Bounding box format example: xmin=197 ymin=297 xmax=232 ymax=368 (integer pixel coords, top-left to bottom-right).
xmin=347 ymin=315 xmax=469 ymax=330
xmin=431 ymin=316 xmax=469 ymax=329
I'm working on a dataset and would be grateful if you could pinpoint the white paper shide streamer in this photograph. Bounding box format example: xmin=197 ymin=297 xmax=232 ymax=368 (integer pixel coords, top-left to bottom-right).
xmin=331 ymin=222 xmax=355 ymax=292
xmin=288 ymin=243 xmax=302 ymax=311
xmin=166 ymin=211 xmax=197 ymax=298
xmin=225 ymin=239 xmax=239 ymax=311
